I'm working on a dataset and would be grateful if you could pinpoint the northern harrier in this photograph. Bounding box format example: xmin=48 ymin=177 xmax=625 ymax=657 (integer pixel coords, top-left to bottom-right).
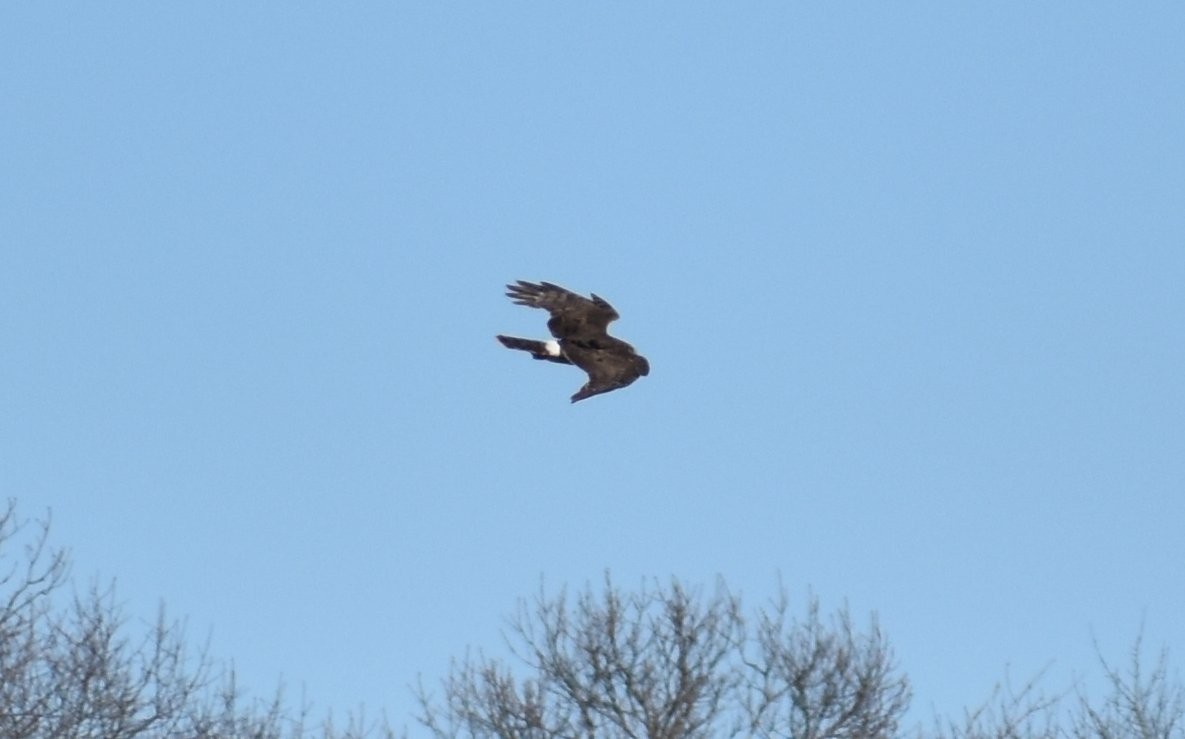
xmin=497 ymin=280 xmax=650 ymax=403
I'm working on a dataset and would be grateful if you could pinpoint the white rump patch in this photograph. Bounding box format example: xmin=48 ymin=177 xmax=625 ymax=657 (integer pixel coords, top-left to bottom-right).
xmin=544 ymin=340 xmax=561 ymax=357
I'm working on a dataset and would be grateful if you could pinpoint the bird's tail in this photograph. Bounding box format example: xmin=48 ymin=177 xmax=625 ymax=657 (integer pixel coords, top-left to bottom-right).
xmin=496 ymin=335 xmax=572 ymax=364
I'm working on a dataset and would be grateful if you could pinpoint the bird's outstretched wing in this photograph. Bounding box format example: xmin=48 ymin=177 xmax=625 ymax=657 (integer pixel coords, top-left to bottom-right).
xmin=564 ymin=340 xmax=651 ymax=403
xmin=505 ymin=280 xmax=619 ymax=341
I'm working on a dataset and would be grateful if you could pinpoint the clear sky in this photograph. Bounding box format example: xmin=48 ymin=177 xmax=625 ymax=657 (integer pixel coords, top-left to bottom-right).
xmin=3 ymin=2 xmax=1183 ymax=732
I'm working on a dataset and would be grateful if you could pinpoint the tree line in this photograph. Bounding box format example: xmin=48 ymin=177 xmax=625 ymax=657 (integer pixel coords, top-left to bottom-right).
xmin=2 ymin=501 xmax=1179 ymax=738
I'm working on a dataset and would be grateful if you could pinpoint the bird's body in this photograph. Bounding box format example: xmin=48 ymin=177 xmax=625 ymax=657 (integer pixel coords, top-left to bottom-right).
xmin=497 ymin=280 xmax=649 ymax=403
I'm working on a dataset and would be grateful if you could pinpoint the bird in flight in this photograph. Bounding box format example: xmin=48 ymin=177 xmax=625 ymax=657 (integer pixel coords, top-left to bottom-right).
xmin=497 ymin=280 xmax=650 ymax=403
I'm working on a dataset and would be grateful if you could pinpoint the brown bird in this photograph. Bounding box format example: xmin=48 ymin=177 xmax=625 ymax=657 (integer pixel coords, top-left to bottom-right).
xmin=497 ymin=280 xmax=650 ymax=403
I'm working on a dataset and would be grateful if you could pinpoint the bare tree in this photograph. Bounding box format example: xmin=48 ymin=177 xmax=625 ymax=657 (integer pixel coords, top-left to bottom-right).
xmin=0 ymin=501 xmax=70 ymax=737
xmin=926 ymin=667 xmax=1062 ymax=739
xmin=0 ymin=499 xmax=398 ymax=739
xmin=740 ymin=592 xmax=910 ymax=738
xmin=13 ymin=495 xmax=1180 ymax=739
xmin=0 ymin=500 xmax=221 ymax=738
xmin=1071 ymin=636 xmax=1184 ymax=739
xmin=416 ymin=575 xmax=909 ymax=739
xmin=926 ymin=637 xmax=1183 ymax=739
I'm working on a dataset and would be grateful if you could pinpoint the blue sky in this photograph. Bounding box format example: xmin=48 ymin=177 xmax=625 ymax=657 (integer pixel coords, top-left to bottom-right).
xmin=3 ymin=2 xmax=1183 ymax=731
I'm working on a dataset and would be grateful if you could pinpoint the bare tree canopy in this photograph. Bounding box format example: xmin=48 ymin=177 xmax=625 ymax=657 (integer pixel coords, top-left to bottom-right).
xmin=4 ymin=498 xmax=1181 ymax=739
xmin=929 ymin=636 xmax=1185 ymax=739
xmin=741 ymin=591 xmax=909 ymax=739
xmin=0 ymin=500 xmax=396 ymax=739
xmin=417 ymin=576 xmax=1183 ymax=739
xmin=1073 ymin=637 xmax=1185 ymax=739
xmin=415 ymin=575 xmax=910 ymax=739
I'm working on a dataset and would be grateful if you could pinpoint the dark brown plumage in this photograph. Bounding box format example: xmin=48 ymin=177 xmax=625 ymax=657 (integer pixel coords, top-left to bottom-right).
xmin=497 ymin=280 xmax=650 ymax=403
